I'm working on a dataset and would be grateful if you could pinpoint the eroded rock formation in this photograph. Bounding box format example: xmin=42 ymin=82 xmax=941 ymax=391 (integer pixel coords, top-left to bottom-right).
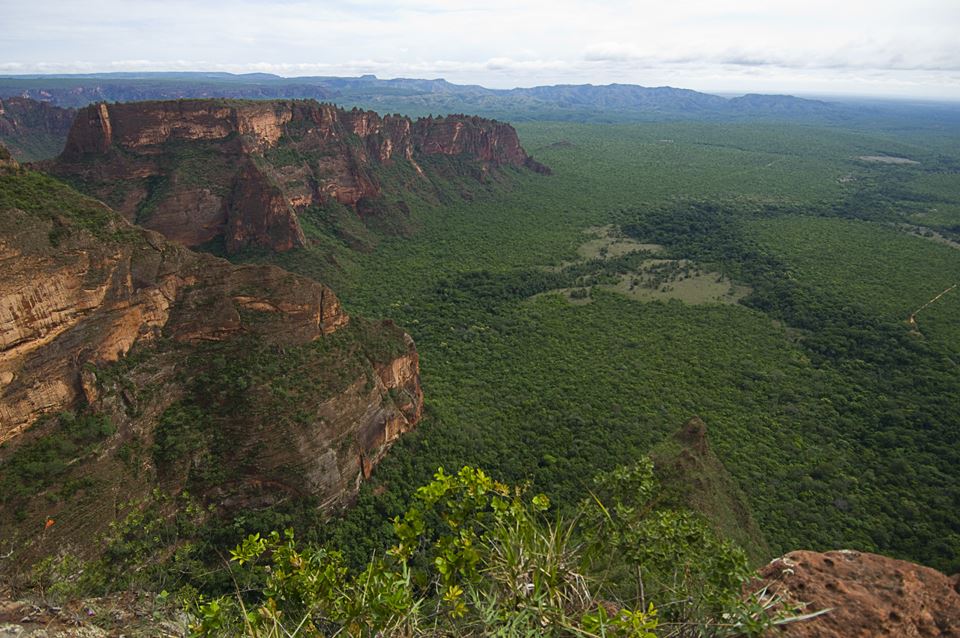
xmin=0 ymin=167 xmax=422 ymax=556
xmin=0 ymin=144 xmax=16 ymax=171
xmin=48 ymin=99 xmax=548 ymax=253
xmin=0 ymin=202 xmax=344 ymax=442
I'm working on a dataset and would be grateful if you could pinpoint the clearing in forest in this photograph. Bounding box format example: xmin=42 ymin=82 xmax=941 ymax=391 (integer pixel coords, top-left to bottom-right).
xmin=577 ymin=225 xmax=665 ymax=259
xmin=857 ymin=155 xmax=919 ymax=165
xmin=544 ymin=227 xmax=749 ymax=305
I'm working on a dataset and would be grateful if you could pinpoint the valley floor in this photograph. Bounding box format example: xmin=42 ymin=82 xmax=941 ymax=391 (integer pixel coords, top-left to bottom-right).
xmin=288 ymin=119 xmax=960 ymax=573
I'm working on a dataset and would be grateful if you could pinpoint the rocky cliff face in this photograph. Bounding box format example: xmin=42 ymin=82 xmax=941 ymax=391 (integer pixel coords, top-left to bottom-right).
xmin=0 ymin=97 xmax=76 ymax=161
xmin=0 ymin=167 xmax=422 ymax=559
xmin=0 ymin=144 xmax=16 ymax=170
xmin=0 ymin=193 xmax=344 ymax=442
xmin=413 ymin=114 xmax=550 ymax=173
xmin=48 ymin=99 xmax=548 ymax=254
xmin=758 ymin=550 xmax=960 ymax=637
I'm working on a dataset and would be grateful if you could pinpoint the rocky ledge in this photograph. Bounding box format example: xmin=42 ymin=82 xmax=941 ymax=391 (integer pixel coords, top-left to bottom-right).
xmin=758 ymin=549 xmax=960 ymax=637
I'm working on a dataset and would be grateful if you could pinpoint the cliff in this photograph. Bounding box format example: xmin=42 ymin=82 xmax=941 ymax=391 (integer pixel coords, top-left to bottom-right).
xmin=0 ymin=168 xmax=422 ymax=562
xmin=47 ymin=99 xmax=548 ymax=254
xmin=0 ymin=97 xmax=76 ymax=161
xmin=758 ymin=550 xmax=960 ymax=637
xmin=0 ymin=144 xmax=16 ymax=171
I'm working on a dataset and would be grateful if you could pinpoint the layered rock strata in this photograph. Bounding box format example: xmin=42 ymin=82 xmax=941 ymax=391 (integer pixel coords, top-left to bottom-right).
xmin=0 ymin=166 xmax=422 ymax=519
xmin=49 ymin=99 xmax=548 ymax=253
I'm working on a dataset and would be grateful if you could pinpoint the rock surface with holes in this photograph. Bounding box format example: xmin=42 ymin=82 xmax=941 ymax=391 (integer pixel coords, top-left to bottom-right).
xmin=757 ymin=549 xmax=960 ymax=637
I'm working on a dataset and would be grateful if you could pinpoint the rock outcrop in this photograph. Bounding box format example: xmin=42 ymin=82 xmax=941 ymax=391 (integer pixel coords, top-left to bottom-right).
xmin=757 ymin=550 xmax=960 ymax=637
xmin=0 ymin=167 xmax=422 ymax=559
xmin=413 ymin=114 xmax=551 ymax=173
xmin=47 ymin=99 xmax=548 ymax=254
xmin=0 ymin=144 xmax=16 ymax=171
xmin=0 ymin=197 xmax=344 ymax=442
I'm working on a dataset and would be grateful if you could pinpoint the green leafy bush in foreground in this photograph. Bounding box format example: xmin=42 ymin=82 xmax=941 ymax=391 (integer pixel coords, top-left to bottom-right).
xmin=192 ymin=462 xmax=814 ymax=637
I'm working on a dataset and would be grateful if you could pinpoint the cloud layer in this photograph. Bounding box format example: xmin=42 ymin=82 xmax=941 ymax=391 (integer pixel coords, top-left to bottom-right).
xmin=2 ymin=0 xmax=958 ymax=99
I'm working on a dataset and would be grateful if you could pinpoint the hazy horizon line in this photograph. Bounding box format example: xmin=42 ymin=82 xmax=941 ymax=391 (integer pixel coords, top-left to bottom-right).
xmin=3 ymin=70 xmax=959 ymax=104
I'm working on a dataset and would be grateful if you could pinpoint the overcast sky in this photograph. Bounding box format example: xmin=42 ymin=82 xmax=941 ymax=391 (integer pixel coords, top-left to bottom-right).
xmin=2 ymin=0 xmax=959 ymax=99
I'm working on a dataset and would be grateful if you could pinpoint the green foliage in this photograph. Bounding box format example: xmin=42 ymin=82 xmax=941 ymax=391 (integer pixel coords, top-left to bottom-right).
xmin=26 ymin=489 xmax=211 ymax=602
xmin=197 ymin=530 xmax=421 ymax=637
xmin=149 ymin=320 xmax=409 ymax=490
xmin=0 ymin=169 xmax=134 ymax=241
xmin=153 ymin=404 xmax=211 ymax=468
xmin=580 ymin=460 xmax=751 ymax=622
xmin=193 ymin=464 xmax=793 ymax=637
xmin=290 ymin=120 xmax=960 ymax=575
xmin=749 ymin=216 xmax=960 ymax=353
xmin=615 ymin=201 xmax=960 ymax=569
xmin=8 ymin=115 xmax=960 ymax=618
xmin=0 ymin=411 xmax=115 ymax=503
xmin=95 ymin=490 xmax=211 ymax=592
xmin=30 ymin=551 xmax=97 ymax=604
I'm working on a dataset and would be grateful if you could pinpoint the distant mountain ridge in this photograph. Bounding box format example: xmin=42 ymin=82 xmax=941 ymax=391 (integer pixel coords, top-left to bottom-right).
xmin=0 ymin=72 xmax=843 ymax=121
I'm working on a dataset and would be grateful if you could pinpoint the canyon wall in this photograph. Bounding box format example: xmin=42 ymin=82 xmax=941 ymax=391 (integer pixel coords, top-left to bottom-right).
xmin=0 ymin=97 xmax=76 ymax=161
xmin=49 ymin=99 xmax=548 ymax=253
xmin=0 ymin=163 xmax=422 ymax=554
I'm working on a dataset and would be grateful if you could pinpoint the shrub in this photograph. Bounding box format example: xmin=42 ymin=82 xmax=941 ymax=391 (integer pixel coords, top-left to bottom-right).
xmin=191 ymin=462 xmax=807 ymax=637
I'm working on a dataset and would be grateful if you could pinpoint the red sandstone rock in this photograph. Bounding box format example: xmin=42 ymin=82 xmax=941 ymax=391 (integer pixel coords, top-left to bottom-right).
xmin=0 ymin=203 xmax=344 ymax=442
xmin=1 ymin=169 xmax=424 ymax=561
xmin=757 ymin=550 xmax=960 ymax=637
xmin=225 ymin=159 xmax=306 ymax=252
xmin=48 ymin=100 xmax=548 ymax=254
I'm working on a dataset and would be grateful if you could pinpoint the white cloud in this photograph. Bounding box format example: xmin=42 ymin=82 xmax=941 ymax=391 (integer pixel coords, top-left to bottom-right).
xmin=0 ymin=0 xmax=958 ymax=99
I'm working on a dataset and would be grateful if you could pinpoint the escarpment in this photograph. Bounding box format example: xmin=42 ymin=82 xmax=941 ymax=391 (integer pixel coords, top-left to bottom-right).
xmin=0 ymin=187 xmax=345 ymax=442
xmin=47 ymin=99 xmax=549 ymax=254
xmin=0 ymin=167 xmax=422 ymax=559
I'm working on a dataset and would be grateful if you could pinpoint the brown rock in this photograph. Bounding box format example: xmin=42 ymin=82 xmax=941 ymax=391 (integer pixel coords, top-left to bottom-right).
xmin=47 ymin=99 xmax=548 ymax=254
xmin=0 ymin=169 xmax=423 ymax=564
xmin=0 ymin=143 xmax=16 ymax=171
xmin=225 ymin=159 xmax=305 ymax=252
xmin=0 ymin=202 xmax=343 ymax=442
xmin=757 ymin=550 xmax=960 ymax=637
xmin=413 ymin=114 xmax=550 ymax=173
xmin=674 ymin=415 xmax=708 ymax=455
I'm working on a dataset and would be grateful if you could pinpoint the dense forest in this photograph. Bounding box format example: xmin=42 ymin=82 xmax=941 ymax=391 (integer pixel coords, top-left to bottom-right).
xmin=4 ymin=115 xmax=959 ymax=630
xmin=246 ymin=120 xmax=960 ymax=574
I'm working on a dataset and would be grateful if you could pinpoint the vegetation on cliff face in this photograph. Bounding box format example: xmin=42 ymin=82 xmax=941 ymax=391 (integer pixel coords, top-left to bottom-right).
xmin=0 ymin=97 xmax=75 ymax=161
xmin=0 ymin=168 xmax=422 ymax=577
xmin=46 ymin=99 xmax=548 ymax=256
